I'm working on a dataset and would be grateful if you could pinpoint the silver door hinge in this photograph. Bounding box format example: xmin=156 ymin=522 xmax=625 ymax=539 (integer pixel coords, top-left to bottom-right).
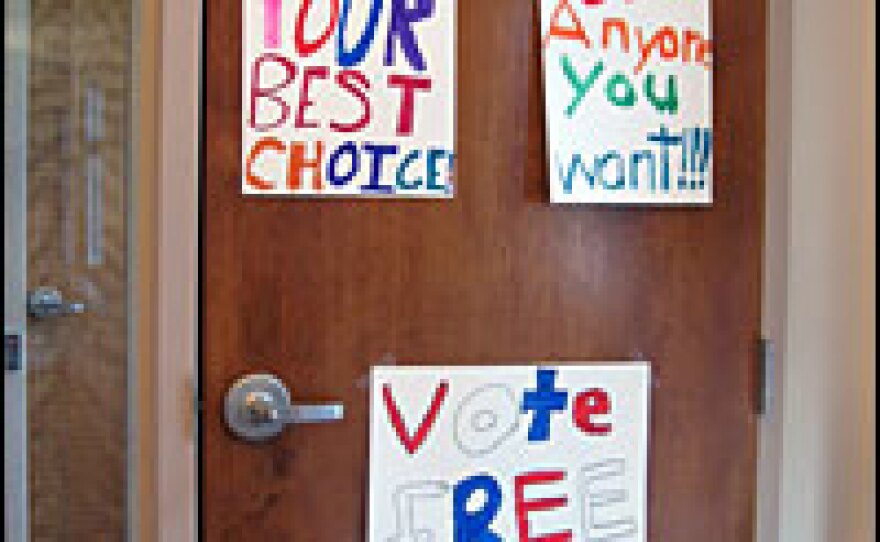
xmin=756 ymin=338 xmax=776 ymax=415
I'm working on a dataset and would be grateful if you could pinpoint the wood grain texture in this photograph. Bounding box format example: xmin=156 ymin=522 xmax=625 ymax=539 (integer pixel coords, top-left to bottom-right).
xmin=203 ymin=0 xmax=765 ymax=540
xmin=27 ymin=0 xmax=131 ymax=539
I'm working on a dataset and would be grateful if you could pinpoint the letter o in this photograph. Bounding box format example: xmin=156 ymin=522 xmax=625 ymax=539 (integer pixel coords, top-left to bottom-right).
xmin=453 ymin=384 xmax=520 ymax=457
xmin=606 ymin=73 xmax=637 ymax=107
xmin=327 ymin=141 xmax=360 ymax=186
xmin=657 ymin=27 xmax=680 ymax=59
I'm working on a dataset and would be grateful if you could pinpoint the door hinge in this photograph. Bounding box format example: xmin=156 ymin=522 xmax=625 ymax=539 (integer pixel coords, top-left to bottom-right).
xmin=756 ymin=337 xmax=775 ymax=416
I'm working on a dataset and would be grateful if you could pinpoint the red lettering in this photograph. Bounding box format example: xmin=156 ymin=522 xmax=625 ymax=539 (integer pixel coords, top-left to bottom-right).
xmin=331 ymin=70 xmax=372 ymax=133
xmin=515 ymin=471 xmax=573 ymax=542
xmin=382 ymin=382 xmax=449 ymax=455
xmin=387 ymin=74 xmax=432 ymax=136
xmin=249 ymin=53 xmax=297 ymax=131
xmin=635 ymin=25 xmax=709 ymax=73
xmin=295 ymin=66 xmax=330 ymax=129
xmin=656 ymin=27 xmax=680 ymax=59
xmin=295 ymin=0 xmax=340 ymax=57
xmin=572 ymin=388 xmax=612 ymax=435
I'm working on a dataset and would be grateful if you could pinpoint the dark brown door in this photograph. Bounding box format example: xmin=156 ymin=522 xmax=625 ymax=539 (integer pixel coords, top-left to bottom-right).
xmin=203 ymin=0 xmax=765 ymax=540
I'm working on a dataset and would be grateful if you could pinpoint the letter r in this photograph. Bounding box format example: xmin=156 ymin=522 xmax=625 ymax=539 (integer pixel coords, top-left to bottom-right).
xmin=453 ymin=475 xmax=503 ymax=542
xmin=385 ymin=0 xmax=436 ymax=71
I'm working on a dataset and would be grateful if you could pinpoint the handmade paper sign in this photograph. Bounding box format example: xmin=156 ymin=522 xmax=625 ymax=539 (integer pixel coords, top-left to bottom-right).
xmin=242 ymin=0 xmax=455 ymax=197
xmin=369 ymin=364 xmax=649 ymax=541
xmin=541 ymin=0 xmax=713 ymax=204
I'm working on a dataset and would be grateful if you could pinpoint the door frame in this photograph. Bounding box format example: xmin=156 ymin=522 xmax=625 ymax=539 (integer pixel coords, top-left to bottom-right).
xmin=148 ymin=1 xmax=874 ymax=542
xmin=134 ymin=0 xmax=200 ymax=539
xmin=4 ymin=0 xmax=30 ymax=538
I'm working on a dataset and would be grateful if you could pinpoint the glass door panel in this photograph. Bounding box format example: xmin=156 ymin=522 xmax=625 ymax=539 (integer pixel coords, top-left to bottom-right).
xmin=5 ymin=0 xmax=136 ymax=539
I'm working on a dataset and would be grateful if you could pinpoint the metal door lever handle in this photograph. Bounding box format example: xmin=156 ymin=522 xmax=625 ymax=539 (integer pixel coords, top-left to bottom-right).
xmin=287 ymin=404 xmax=345 ymax=424
xmin=225 ymin=374 xmax=344 ymax=442
xmin=27 ymin=287 xmax=86 ymax=319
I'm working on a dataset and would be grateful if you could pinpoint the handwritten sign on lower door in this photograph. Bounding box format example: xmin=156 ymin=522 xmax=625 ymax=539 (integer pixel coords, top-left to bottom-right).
xmin=242 ymin=0 xmax=455 ymax=198
xmin=541 ymin=0 xmax=713 ymax=204
xmin=369 ymin=364 xmax=649 ymax=541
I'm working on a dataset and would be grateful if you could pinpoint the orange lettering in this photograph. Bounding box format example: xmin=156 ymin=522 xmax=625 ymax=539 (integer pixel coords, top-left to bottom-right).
xmin=543 ymin=0 xmax=591 ymax=49
xmin=245 ymin=137 xmax=286 ymax=190
xmin=683 ymin=29 xmax=713 ymax=67
xmin=288 ymin=141 xmax=324 ymax=191
xmin=602 ymin=18 xmax=630 ymax=52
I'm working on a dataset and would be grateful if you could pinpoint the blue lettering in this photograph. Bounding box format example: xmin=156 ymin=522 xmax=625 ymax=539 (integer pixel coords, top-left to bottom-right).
xmin=522 ymin=369 xmax=569 ymax=442
xmin=327 ymin=141 xmax=360 ymax=186
xmin=596 ymin=151 xmax=625 ymax=190
xmin=427 ymin=147 xmax=454 ymax=193
xmin=396 ymin=149 xmax=422 ymax=190
xmin=385 ymin=0 xmax=435 ymax=71
xmin=361 ymin=142 xmax=398 ymax=194
xmin=559 ymin=153 xmax=595 ymax=194
xmin=337 ymin=0 xmax=384 ymax=67
xmin=647 ymin=125 xmax=683 ymax=192
xmin=453 ymin=475 xmax=503 ymax=542
xmin=630 ymin=150 xmax=656 ymax=191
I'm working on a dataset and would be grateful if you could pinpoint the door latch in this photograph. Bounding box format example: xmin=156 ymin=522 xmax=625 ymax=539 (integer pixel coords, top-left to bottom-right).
xmin=5 ymin=331 xmax=24 ymax=372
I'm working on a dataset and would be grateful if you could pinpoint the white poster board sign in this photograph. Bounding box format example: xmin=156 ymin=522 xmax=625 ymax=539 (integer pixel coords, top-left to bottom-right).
xmin=369 ymin=364 xmax=650 ymax=541
xmin=541 ymin=0 xmax=713 ymax=204
xmin=242 ymin=0 xmax=455 ymax=197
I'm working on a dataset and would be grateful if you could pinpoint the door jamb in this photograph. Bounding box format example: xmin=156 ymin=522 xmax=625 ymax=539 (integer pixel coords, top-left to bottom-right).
xmin=4 ymin=0 xmax=30 ymax=539
xmin=134 ymin=0 xmax=200 ymax=539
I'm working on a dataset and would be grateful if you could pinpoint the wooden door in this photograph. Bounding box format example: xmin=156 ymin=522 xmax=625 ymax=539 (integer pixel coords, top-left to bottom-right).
xmin=203 ymin=0 xmax=765 ymax=540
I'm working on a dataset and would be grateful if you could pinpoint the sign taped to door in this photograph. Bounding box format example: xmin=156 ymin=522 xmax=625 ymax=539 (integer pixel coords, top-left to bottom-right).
xmin=369 ymin=364 xmax=649 ymax=541
xmin=242 ymin=0 xmax=456 ymax=197
xmin=541 ymin=0 xmax=713 ymax=204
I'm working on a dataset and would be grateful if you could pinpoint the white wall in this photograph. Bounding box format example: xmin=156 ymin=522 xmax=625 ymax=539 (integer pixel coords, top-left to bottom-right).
xmin=761 ymin=0 xmax=876 ymax=540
